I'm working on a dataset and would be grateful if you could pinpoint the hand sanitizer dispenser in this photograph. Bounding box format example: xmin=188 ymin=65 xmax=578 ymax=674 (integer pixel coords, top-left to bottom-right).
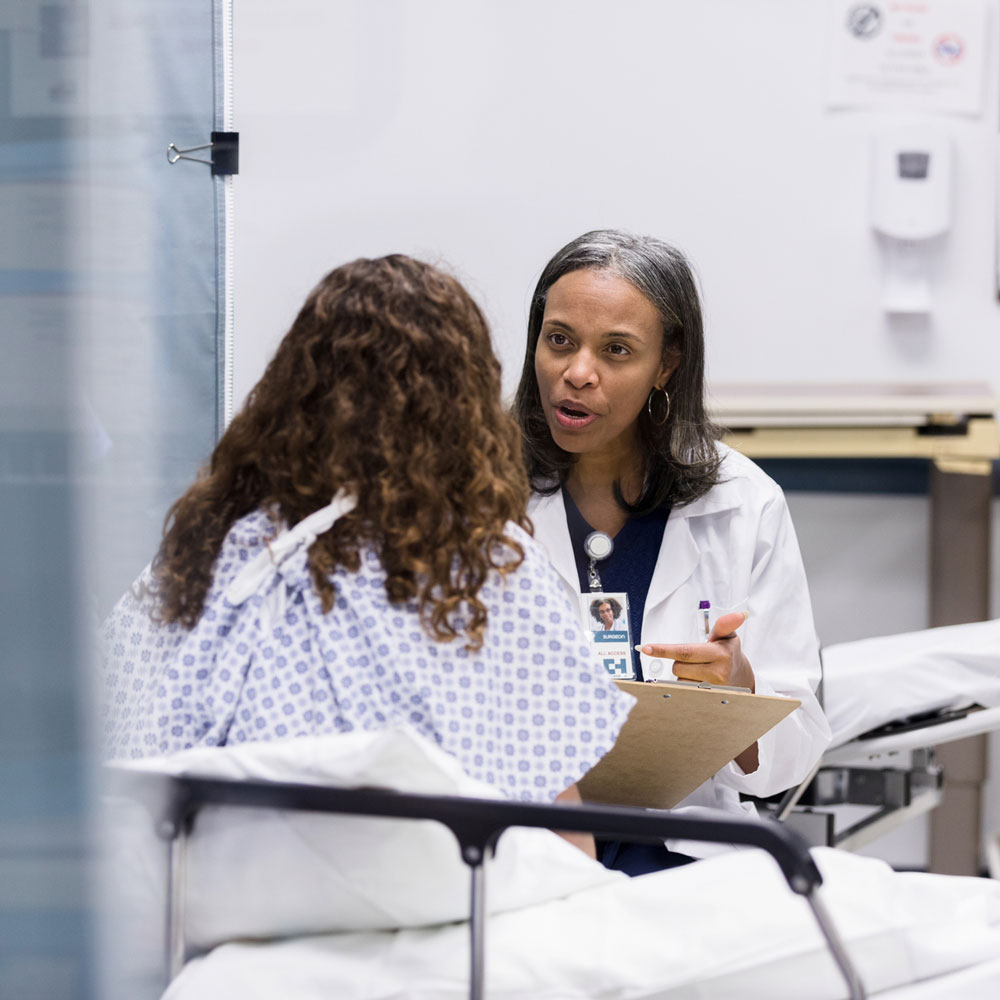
xmin=871 ymin=130 xmax=952 ymax=314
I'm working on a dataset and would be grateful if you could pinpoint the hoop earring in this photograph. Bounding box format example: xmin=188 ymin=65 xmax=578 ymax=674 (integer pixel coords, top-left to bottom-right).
xmin=646 ymin=387 xmax=671 ymax=426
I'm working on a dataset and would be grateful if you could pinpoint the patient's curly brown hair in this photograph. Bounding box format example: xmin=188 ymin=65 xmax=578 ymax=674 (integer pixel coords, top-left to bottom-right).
xmin=152 ymin=254 xmax=530 ymax=649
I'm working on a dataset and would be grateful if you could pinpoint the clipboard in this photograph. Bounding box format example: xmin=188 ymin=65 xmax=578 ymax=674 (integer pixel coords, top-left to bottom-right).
xmin=578 ymin=680 xmax=801 ymax=809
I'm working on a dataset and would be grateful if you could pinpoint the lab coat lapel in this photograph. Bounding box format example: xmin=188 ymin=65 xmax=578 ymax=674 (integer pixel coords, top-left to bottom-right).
xmin=644 ymin=481 xmax=741 ymax=616
xmin=645 ymin=510 xmax=700 ymax=616
xmin=527 ymin=490 xmax=580 ymax=593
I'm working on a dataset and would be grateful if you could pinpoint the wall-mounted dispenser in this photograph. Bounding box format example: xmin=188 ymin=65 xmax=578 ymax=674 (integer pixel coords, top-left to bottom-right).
xmin=871 ymin=129 xmax=952 ymax=314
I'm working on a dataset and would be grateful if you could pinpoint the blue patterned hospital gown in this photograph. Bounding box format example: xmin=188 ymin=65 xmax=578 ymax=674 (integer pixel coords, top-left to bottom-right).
xmin=101 ymin=510 xmax=634 ymax=803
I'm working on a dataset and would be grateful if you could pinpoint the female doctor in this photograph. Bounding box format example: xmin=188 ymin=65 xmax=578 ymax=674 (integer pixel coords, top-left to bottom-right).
xmin=512 ymin=230 xmax=831 ymax=873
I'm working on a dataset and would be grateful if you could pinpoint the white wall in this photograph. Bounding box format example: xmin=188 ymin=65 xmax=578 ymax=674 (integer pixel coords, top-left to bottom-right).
xmin=232 ymin=0 xmax=1000 ymax=406
xmin=231 ymin=0 xmax=1000 ymax=870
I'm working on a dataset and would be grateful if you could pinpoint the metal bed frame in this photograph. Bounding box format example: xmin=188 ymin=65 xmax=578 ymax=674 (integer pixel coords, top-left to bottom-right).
xmin=107 ymin=767 xmax=867 ymax=1000
xmin=760 ymin=704 xmax=1000 ymax=856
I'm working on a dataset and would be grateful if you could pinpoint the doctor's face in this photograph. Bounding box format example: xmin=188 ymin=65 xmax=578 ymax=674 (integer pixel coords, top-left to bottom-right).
xmin=598 ymin=602 xmax=615 ymax=629
xmin=534 ymin=268 xmax=674 ymax=465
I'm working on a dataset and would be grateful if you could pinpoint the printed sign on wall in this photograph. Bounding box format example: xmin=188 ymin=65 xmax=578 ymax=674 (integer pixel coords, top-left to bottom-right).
xmin=825 ymin=0 xmax=988 ymax=116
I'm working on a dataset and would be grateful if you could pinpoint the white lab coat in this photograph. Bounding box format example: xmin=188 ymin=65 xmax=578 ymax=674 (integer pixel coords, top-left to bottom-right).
xmin=528 ymin=444 xmax=832 ymax=837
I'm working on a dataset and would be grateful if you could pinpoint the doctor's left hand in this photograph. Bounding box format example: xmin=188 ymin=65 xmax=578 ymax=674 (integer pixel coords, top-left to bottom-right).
xmin=637 ymin=611 xmax=756 ymax=692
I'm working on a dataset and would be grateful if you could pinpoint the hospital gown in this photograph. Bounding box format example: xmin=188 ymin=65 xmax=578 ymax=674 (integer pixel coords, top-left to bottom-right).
xmin=100 ymin=510 xmax=634 ymax=803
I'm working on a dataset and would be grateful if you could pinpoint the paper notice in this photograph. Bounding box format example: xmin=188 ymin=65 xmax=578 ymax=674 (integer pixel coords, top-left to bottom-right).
xmin=825 ymin=0 xmax=988 ymax=116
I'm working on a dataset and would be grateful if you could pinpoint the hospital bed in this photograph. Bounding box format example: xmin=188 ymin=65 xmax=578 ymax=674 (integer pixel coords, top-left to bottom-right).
xmin=759 ymin=619 xmax=1000 ymax=863
xmin=102 ymin=724 xmax=1000 ymax=1000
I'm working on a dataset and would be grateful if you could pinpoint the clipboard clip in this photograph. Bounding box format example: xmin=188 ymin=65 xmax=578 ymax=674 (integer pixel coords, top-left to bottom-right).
xmin=649 ymin=678 xmax=753 ymax=694
xmin=166 ymin=131 xmax=240 ymax=176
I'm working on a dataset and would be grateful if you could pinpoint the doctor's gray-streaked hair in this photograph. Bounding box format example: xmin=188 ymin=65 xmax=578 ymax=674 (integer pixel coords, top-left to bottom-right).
xmin=512 ymin=229 xmax=722 ymax=514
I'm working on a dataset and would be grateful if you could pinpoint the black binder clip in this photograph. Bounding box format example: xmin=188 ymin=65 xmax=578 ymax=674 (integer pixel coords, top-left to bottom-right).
xmin=166 ymin=131 xmax=239 ymax=176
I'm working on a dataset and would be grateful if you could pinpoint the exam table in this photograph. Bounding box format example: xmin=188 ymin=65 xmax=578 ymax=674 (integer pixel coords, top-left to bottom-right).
xmin=101 ymin=726 xmax=1000 ymax=1000
xmin=760 ymin=619 xmax=1000 ymax=864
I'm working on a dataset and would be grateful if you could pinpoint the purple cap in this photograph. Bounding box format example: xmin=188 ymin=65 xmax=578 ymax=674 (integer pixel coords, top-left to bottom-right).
xmin=698 ymin=600 xmax=711 ymax=609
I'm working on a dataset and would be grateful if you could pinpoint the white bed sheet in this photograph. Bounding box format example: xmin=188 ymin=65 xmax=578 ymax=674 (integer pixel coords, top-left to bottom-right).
xmin=110 ymin=727 xmax=1000 ymax=1000
xmin=821 ymin=619 xmax=1000 ymax=748
xmin=165 ymin=846 xmax=1000 ymax=1000
xmin=877 ymin=957 xmax=1000 ymax=1000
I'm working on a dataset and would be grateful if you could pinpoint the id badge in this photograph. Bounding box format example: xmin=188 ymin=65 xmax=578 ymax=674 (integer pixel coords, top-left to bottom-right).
xmin=580 ymin=590 xmax=634 ymax=679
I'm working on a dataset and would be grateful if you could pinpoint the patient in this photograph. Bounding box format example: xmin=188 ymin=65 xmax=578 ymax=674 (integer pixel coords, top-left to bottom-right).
xmin=100 ymin=255 xmax=634 ymax=853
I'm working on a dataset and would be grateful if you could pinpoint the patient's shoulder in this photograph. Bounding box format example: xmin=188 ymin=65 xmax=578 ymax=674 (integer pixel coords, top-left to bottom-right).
xmin=220 ymin=508 xmax=280 ymax=556
xmin=211 ymin=508 xmax=281 ymax=587
xmin=498 ymin=522 xmax=552 ymax=574
xmin=494 ymin=522 xmax=573 ymax=599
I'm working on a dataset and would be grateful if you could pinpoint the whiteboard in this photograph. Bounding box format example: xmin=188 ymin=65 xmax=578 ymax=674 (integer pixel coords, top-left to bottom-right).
xmin=231 ymin=0 xmax=1000 ymax=408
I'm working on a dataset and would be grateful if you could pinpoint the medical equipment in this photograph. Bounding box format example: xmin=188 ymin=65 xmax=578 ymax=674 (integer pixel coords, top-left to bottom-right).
xmin=758 ymin=619 xmax=1000 ymax=863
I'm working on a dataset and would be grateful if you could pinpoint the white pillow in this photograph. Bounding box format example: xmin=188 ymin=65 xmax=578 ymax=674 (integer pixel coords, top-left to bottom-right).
xmin=114 ymin=726 xmax=624 ymax=953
